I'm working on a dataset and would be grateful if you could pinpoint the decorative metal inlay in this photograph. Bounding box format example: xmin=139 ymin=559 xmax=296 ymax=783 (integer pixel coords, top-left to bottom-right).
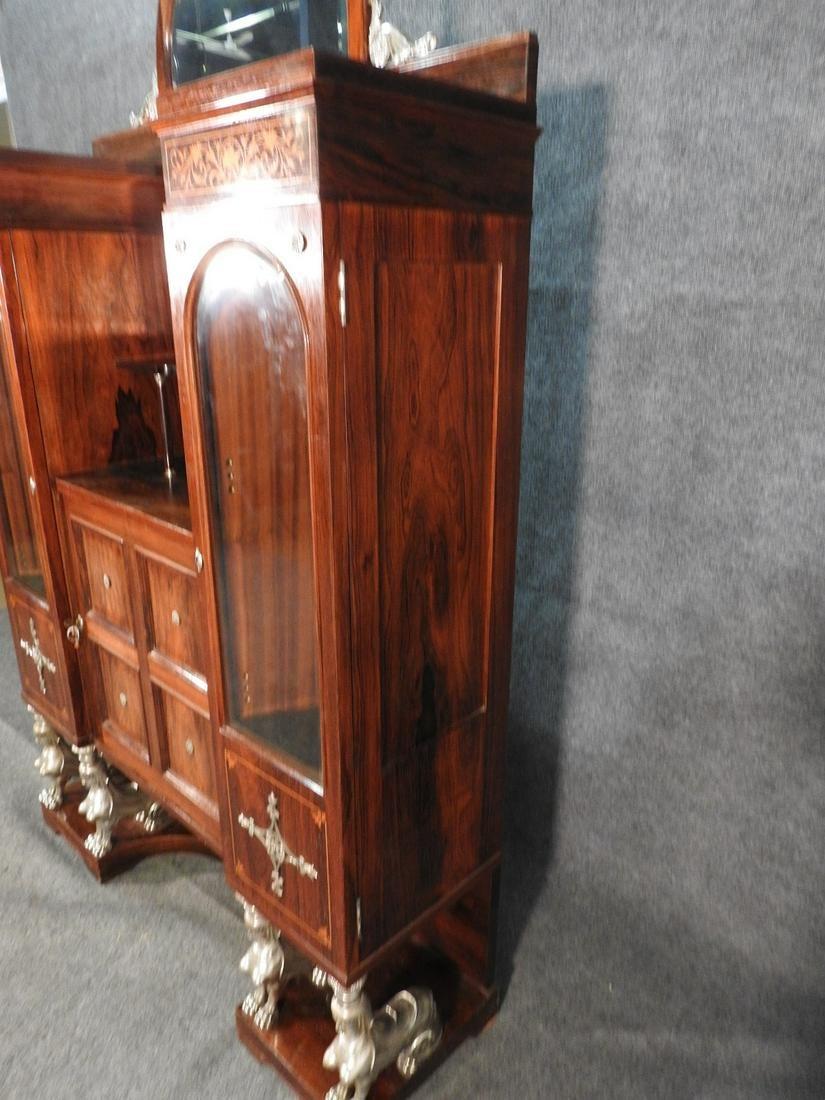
xmin=20 ymin=618 xmax=56 ymax=695
xmin=165 ymin=110 xmax=314 ymax=197
xmin=238 ymin=792 xmax=318 ymax=898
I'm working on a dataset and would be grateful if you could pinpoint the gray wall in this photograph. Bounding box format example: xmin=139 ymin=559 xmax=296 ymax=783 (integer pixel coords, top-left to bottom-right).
xmin=1 ymin=1 xmax=823 ymax=1094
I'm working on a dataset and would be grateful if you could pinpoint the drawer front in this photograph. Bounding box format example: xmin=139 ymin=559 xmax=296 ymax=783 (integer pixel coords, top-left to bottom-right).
xmin=96 ymin=648 xmax=147 ymax=757
xmin=225 ymin=748 xmax=329 ymax=947
xmin=8 ymin=595 xmax=67 ymax=716
xmin=144 ymin=555 xmax=205 ymax=677
xmin=77 ymin=524 xmax=133 ymax=636
xmin=156 ymin=688 xmax=217 ymax=806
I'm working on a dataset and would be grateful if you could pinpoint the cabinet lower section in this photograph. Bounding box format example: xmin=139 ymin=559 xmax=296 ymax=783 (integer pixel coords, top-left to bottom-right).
xmin=56 ymin=472 xmax=221 ymax=852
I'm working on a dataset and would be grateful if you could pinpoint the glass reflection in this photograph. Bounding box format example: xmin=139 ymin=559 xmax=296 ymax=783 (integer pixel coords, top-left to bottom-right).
xmin=195 ymin=244 xmax=321 ymax=780
xmin=0 ymin=341 xmax=45 ymax=597
xmin=172 ymin=0 xmax=348 ymax=86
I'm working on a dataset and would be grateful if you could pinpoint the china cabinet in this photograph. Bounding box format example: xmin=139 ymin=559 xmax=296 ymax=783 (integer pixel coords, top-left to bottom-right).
xmin=0 ymin=3 xmax=539 ymax=1096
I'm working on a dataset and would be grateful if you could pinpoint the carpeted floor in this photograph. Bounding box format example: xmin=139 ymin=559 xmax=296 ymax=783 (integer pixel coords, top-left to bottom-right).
xmin=2 ymin=592 xmax=824 ymax=1100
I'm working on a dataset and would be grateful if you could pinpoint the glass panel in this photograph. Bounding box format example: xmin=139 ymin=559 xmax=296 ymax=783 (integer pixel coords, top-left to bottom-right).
xmin=172 ymin=0 xmax=348 ymax=86
xmin=195 ymin=244 xmax=321 ymax=781
xmin=0 ymin=337 xmax=45 ymax=598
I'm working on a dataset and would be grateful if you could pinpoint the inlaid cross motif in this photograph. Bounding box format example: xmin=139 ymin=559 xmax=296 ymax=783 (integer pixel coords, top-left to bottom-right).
xmin=19 ymin=617 xmax=56 ymax=695
xmin=238 ymin=792 xmax=318 ymax=898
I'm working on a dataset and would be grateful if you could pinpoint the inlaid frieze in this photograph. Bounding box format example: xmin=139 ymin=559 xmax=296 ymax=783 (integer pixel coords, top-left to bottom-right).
xmin=163 ymin=108 xmax=316 ymax=199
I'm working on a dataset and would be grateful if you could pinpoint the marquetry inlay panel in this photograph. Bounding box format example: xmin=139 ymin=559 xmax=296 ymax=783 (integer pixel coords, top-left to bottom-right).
xmin=163 ymin=108 xmax=316 ymax=200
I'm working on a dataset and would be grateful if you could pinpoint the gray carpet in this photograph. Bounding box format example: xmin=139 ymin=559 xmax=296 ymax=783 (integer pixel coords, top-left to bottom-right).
xmin=2 ymin=0 xmax=825 ymax=1097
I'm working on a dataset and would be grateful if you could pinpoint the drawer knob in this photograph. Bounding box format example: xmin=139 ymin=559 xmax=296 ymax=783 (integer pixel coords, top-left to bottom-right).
xmin=102 ymin=573 xmax=112 ymax=590
xmin=171 ymin=609 xmax=181 ymax=626
xmin=118 ymin=691 xmax=128 ymax=709
xmin=184 ymin=738 xmax=195 ymax=756
xmin=238 ymin=792 xmax=319 ymax=899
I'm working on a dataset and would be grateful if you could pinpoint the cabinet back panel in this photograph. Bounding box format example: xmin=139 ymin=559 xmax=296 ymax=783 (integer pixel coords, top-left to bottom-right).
xmin=10 ymin=229 xmax=173 ymax=477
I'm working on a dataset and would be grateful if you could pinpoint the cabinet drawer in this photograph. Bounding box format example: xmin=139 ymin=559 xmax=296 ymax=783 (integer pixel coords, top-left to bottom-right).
xmin=144 ymin=556 xmax=205 ymax=677
xmin=8 ymin=595 xmax=67 ymax=715
xmin=156 ymin=688 xmax=217 ymax=806
xmin=96 ymin=648 xmax=147 ymax=757
xmin=77 ymin=524 xmax=133 ymax=636
xmin=225 ymin=747 xmax=330 ymax=947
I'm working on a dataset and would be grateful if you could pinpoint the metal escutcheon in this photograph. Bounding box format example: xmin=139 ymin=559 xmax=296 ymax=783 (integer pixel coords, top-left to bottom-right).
xmin=65 ymin=615 xmax=84 ymax=650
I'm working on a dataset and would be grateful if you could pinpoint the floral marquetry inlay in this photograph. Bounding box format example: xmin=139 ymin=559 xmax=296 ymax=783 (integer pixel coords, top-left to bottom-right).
xmin=164 ymin=109 xmax=316 ymax=198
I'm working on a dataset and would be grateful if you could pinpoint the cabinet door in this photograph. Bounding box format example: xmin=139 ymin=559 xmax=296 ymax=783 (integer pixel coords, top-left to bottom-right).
xmin=190 ymin=242 xmax=323 ymax=784
xmin=0 ymin=255 xmax=82 ymax=737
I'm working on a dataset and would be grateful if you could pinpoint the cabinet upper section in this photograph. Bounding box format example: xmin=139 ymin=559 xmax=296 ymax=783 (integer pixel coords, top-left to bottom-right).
xmin=154 ymin=43 xmax=539 ymax=216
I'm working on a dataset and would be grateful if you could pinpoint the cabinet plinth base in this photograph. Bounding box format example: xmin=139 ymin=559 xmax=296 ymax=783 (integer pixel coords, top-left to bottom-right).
xmin=236 ymin=942 xmax=498 ymax=1099
xmin=40 ymin=783 xmax=214 ymax=882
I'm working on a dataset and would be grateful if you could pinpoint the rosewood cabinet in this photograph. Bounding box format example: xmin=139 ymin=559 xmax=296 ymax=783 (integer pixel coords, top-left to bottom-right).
xmin=155 ymin=36 xmax=539 ymax=1099
xmin=0 ymin=17 xmax=539 ymax=1100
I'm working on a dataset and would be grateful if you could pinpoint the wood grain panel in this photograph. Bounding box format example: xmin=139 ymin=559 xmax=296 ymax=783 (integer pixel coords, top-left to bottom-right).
xmin=143 ymin=554 xmax=205 ymax=677
xmin=376 ymin=261 xmax=499 ymax=764
xmin=79 ymin=525 xmax=133 ymax=637
xmin=0 ymin=150 xmax=164 ymax=232
xmin=96 ymin=647 xmax=149 ymax=759
xmin=157 ymin=687 xmax=217 ymax=806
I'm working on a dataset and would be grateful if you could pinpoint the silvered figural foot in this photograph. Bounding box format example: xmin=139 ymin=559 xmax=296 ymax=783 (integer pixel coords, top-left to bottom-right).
xmin=313 ymin=968 xmax=442 ymax=1099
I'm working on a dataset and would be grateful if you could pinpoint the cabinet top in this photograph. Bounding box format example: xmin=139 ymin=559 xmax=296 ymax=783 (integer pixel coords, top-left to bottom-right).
xmin=155 ymin=34 xmax=539 ymax=128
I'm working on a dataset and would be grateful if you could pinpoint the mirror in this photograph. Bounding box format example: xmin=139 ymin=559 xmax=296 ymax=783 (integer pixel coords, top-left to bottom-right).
xmin=171 ymin=0 xmax=348 ymax=86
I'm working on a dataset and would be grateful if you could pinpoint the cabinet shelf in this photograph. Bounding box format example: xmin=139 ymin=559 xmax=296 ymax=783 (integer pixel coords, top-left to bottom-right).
xmin=56 ymin=461 xmax=191 ymax=533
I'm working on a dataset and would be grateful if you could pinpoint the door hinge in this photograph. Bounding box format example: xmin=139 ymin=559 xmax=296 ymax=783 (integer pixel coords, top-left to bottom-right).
xmin=338 ymin=259 xmax=347 ymax=328
xmin=356 ymin=897 xmax=362 ymax=943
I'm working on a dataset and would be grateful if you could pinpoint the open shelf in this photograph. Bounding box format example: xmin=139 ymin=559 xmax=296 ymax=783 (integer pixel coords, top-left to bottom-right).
xmin=56 ymin=461 xmax=191 ymax=532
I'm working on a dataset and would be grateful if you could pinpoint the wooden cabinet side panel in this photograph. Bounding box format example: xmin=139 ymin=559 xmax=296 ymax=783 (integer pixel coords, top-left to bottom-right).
xmin=341 ymin=204 xmax=527 ymax=957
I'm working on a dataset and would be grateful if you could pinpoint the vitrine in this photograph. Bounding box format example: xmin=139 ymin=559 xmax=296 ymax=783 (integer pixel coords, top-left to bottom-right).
xmin=0 ymin=8 xmax=539 ymax=1097
xmin=153 ymin=20 xmax=539 ymax=1097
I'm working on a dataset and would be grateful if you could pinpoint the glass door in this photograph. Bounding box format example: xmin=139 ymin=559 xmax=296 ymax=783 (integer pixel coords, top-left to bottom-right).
xmin=0 ymin=331 xmax=45 ymax=598
xmin=192 ymin=242 xmax=322 ymax=783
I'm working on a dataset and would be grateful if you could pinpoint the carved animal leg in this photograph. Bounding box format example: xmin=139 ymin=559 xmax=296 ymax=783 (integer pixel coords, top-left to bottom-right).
xmin=313 ymin=969 xmax=442 ymax=1100
xmin=75 ymin=746 xmax=157 ymax=858
xmin=238 ymin=898 xmax=285 ymax=1030
xmin=30 ymin=707 xmax=77 ymax=810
